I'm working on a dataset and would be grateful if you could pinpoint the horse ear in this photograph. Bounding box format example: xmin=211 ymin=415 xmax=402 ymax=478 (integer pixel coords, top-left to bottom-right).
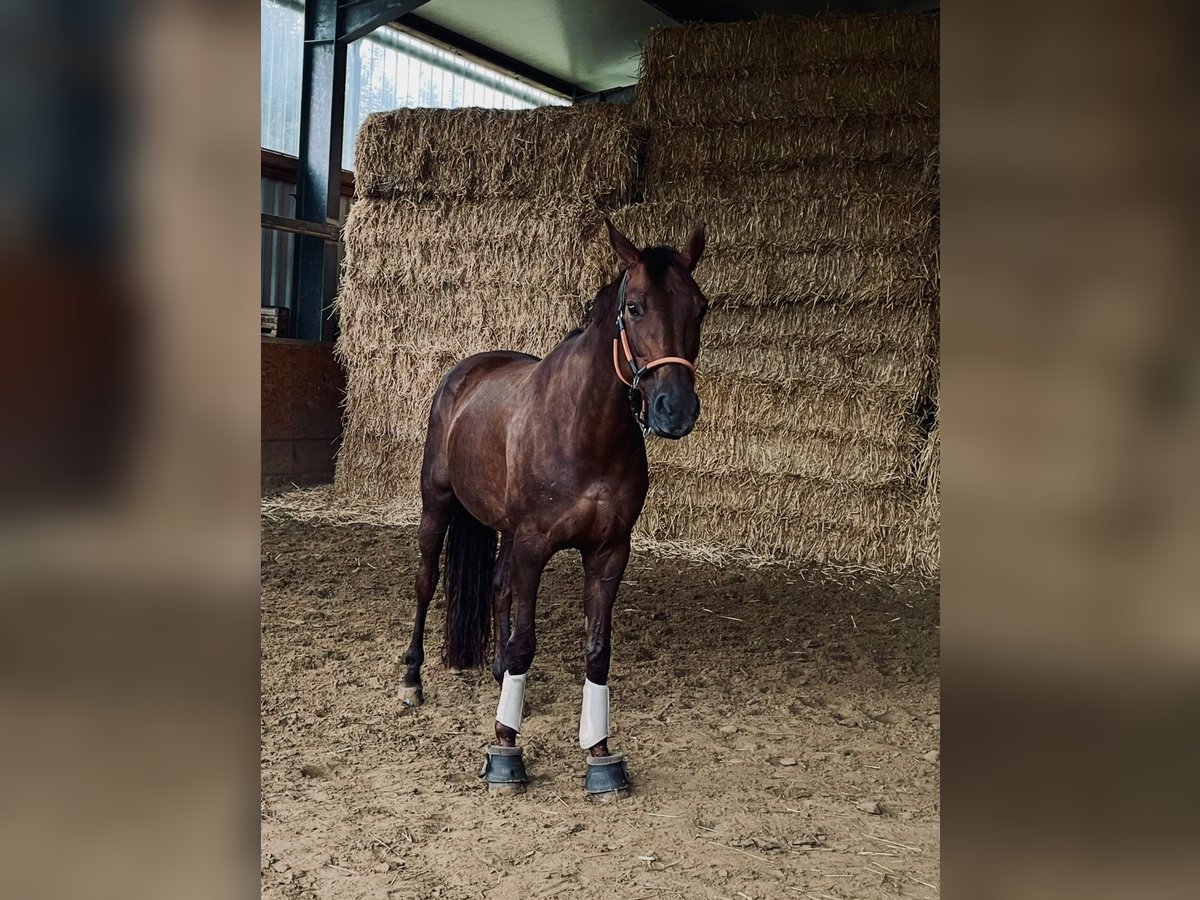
xmin=605 ymin=218 xmax=641 ymax=270
xmin=679 ymin=221 xmax=706 ymax=272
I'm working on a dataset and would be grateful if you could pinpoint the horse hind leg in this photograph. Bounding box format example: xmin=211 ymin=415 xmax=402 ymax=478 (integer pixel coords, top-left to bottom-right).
xmin=400 ymin=482 xmax=453 ymax=707
xmin=490 ymin=535 xmax=514 ymax=685
xmin=480 ymin=533 xmax=549 ymax=794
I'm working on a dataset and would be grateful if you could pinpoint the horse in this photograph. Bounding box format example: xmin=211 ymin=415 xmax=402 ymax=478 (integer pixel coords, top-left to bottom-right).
xmin=399 ymin=219 xmax=708 ymax=798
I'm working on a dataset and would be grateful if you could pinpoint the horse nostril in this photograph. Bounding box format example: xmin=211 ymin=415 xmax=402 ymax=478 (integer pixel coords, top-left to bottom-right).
xmin=653 ymin=392 xmax=672 ymax=419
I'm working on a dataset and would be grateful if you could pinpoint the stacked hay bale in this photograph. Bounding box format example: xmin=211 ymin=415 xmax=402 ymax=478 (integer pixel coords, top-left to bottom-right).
xmin=335 ymin=106 xmax=637 ymax=505
xmin=610 ymin=14 xmax=940 ymax=572
xmin=916 ymin=407 xmax=940 ymax=571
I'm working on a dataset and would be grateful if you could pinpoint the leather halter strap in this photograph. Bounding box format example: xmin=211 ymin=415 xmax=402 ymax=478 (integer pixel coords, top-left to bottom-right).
xmin=611 ymin=271 xmax=696 ymax=389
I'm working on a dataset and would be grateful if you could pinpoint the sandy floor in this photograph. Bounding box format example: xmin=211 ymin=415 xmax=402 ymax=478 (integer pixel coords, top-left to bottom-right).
xmin=261 ymin=517 xmax=940 ymax=899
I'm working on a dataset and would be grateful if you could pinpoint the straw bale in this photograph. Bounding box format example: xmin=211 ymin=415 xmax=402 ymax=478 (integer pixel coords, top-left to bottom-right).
xmin=336 ymin=279 xmax=585 ymax=362
xmin=613 ymin=197 xmax=937 ymax=254
xmin=645 ymin=467 xmax=913 ymax=523
xmin=333 ymin=426 xmax=424 ymax=507
xmin=647 ymin=427 xmax=919 ymax=486
xmin=645 ymin=116 xmax=938 ymax=175
xmin=714 ymin=245 xmax=933 ymax=308
xmin=636 ymin=469 xmax=926 ymax=570
xmin=637 ymin=61 xmax=938 ymax=124
xmin=913 ymin=415 xmax=940 ymax=574
xmin=636 ymin=15 xmax=938 ymax=125
xmin=917 ymin=411 xmax=940 ymax=519
xmin=638 ymin=15 xmax=939 ymax=82
xmin=340 ymin=197 xmax=609 ymax=301
xmin=700 ymin=304 xmax=936 ymax=389
xmin=698 ymin=340 xmax=928 ymax=397
xmin=646 ymin=161 xmax=931 ymax=205
xmin=354 ymin=105 xmax=639 ymax=205
xmin=693 ymin=374 xmax=919 ymax=445
xmin=337 ymin=346 xmax=456 ymax=443
xmin=606 ymin=198 xmax=937 ymax=307
xmin=700 ymin=304 xmax=936 ymax=364
xmin=595 ymin=218 xmax=936 ymax=307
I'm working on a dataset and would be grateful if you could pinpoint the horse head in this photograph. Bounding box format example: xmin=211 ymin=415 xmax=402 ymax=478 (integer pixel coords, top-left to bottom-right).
xmin=604 ymin=218 xmax=708 ymax=439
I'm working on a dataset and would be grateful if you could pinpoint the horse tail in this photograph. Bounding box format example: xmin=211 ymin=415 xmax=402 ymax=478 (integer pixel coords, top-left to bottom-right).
xmin=442 ymin=501 xmax=498 ymax=670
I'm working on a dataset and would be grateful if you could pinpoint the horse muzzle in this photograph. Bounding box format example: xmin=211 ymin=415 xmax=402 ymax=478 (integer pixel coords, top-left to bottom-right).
xmin=648 ymin=390 xmax=700 ymax=440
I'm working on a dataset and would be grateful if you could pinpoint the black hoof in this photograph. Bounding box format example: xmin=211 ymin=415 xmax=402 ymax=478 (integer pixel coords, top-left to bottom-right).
xmin=399 ymin=684 xmax=423 ymax=707
xmin=584 ymin=753 xmax=631 ymax=799
xmin=479 ymin=745 xmax=527 ymax=794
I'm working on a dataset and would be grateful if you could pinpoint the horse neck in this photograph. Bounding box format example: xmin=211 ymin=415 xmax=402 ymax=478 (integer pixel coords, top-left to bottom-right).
xmin=555 ymin=303 xmax=643 ymax=447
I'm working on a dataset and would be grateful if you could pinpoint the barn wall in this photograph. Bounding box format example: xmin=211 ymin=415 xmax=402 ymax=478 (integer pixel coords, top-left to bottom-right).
xmin=262 ymin=338 xmax=345 ymax=494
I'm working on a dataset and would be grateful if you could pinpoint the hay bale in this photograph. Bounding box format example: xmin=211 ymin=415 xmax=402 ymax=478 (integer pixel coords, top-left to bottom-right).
xmin=336 ymin=347 xmax=458 ymax=443
xmin=613 ymin=197 xmax=936 ymax=254
xmin=340 ymin=198 xmax=609 ymax=302
xmin=636 ymin=469 xmax=925 ymax=570
xmin=600 ymin=206 xmax=937 ymax=306
xmin=354 ymin=105 xmax=639 ymax=205
xmin=698 ymin=340 xmax=927 ymax=397
xmin=607 ymin=197 xmax=938 ymax=308
xmin=336 ymin=278 xmax=585 ymax=362
xmin=701 ymin=294 xmax=933 ymax=353
xmin=333 ymin=426 xmax=424 ymax=508
xmin=690 ymin=375 xmax=919 ymax=445
xmin=337 ymin=198 xmax=600 ymax=358
xmin=636 ymin=15 xmax=938 ymax=125
xmin=646 ymin=160 xmax=932 ymax=204
xmin=916 ymin=413 xmax=939 ymax=505
xmin=644 ymin=116 xmax=938 ymax=175
xmin=647 ymin=428 xmax=919 ymax=486
xmin=642 ymin=117 xmax=937 ymax=203
xmin=913 ymin=411 xmax=940 ymax=573
xmin=637 ymin=61 xmax=938 ymax=124
xmin=700 ymin=304 xmax=936 ymax=393
xmin=646 ymin=467 xmax=913 ymax=524
xmin=638 ymin=15 xmax=939 ymax=82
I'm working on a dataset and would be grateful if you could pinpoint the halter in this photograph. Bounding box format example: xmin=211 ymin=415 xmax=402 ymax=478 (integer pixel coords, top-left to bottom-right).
xmin=611 ymin=271 xmax=696 ymax=433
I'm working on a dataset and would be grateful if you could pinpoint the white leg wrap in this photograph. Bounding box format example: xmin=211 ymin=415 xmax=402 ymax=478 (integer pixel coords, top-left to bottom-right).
xmin=495 ymin=671 xmax=527 ymax=733
xmin=579 ymin=678 xmax=610 ymax=750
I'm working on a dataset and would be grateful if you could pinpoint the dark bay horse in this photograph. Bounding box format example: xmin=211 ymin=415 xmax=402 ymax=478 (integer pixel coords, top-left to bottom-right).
xmin=400 ymin=219 xmax=708 ymax=797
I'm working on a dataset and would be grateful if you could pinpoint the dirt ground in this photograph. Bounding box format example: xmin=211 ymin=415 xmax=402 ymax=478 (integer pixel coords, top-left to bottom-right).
xmin=261 ymin=517 xmax=940 ymax=900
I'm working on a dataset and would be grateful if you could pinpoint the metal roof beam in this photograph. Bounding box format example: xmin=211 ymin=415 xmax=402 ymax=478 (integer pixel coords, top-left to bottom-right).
xmin=339 ymin=0 xmax=431 ymax=45
xmin=401 ymin=14 xmax=584 ymax=100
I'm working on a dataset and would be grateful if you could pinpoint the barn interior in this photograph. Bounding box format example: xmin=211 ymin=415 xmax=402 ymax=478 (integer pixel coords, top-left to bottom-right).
xmin=261 ymin=2 xmax=940 ymax=897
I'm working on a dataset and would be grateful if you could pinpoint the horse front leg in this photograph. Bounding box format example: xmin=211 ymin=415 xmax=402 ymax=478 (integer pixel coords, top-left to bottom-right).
xmin=579 ymin=538 xmax=633 ymax=798
xmin=480 ymin=532 xmax=548 ymax=793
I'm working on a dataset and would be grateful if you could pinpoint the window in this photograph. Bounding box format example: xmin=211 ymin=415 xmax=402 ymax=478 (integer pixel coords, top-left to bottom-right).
xmin=260 ymin=0 xmax=570 ymax=169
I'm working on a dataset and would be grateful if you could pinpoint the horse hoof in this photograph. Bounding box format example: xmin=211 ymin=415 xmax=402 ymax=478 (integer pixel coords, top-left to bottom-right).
xmin=399 ymin=685 xmax=424 ymax=707
xmin=479 ymin=745 xmax=527 ymax=793
xmin=584 ymin=753 xmax=631 ymax=799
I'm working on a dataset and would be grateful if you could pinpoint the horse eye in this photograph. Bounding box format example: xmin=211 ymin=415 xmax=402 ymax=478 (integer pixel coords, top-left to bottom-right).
xmin=627 ymin=303 xmax=641 ymax=317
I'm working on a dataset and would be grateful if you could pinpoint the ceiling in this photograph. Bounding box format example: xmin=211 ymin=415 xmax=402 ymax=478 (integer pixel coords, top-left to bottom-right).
xmin=403 ymin=0 xmax=939 ymax=98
